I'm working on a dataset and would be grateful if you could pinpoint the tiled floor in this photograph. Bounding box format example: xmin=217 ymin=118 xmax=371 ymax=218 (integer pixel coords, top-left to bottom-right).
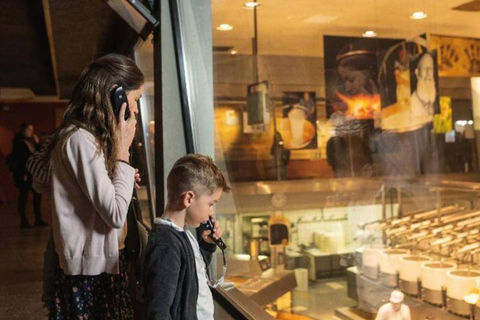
xmin=0 ymin=199 xmax=51 ymax=319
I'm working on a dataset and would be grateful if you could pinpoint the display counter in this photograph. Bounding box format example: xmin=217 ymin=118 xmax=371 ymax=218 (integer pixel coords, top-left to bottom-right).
xmin=213 ymin=286 xmax=275 ymax=320
xmin=232 ymin=268 xmax=297 ymax=307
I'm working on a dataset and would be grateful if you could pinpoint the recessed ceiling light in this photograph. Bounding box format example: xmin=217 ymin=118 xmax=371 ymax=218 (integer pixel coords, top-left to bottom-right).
xmin=216 ymin=24 xmax=233 ymax=31
xmin=243 ymin=2 xmax=261 ymax=9
xmin=410 ymin=11 xmax=427 ymax=19
xmin=362 ymin=30 xmax=377 ymax=38
xmin=230 ymin=49 xmax=238 ymax=55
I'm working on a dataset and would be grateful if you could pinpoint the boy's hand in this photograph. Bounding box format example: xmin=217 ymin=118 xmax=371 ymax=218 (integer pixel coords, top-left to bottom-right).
xmin=202 ymin=219 xmax=222 ymax=244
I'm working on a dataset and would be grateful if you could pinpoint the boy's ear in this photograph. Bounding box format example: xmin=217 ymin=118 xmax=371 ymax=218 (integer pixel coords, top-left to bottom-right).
xmin=182 ymin=191 xmax=195 ymax=208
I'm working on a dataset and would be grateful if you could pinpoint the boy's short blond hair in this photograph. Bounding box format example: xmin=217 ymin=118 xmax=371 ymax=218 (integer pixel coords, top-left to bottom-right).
xmin=167 ymin=154 xmax=230 ymax=204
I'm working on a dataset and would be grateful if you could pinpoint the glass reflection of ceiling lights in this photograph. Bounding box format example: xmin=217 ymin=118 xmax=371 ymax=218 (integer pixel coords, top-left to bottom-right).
xmin=216 ymin=24 xmax=233 ymax=31
xmin=243 ymin=1 xmax=261 ymax=9
xmin=410 ymin=11 xmax=427 ymax=19
xmin=362 ymin=30 xmax=377 ymax=38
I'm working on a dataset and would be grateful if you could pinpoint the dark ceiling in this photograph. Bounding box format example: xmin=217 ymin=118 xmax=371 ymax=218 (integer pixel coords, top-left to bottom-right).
xmin=0 ymin=0 xmax=145 ymax=99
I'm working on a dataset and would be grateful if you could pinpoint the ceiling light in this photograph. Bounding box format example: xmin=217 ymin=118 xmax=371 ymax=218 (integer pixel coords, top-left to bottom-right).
xmin=362 ymin=30 xmax=377 ymax=38
xmin=243 ymin=2 xmax=261 ymax=9
xmin=410 ymin=11 xmax=427 ymax=19
xmin=230 ymin=49 xmax=238 ymax=55
xmin=216 ymin=24 xmax=233 ymax=31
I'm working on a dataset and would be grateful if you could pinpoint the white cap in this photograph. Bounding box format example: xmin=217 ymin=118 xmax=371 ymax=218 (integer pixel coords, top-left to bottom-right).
xmin=390 ymin=290 xmax=404 ymax=303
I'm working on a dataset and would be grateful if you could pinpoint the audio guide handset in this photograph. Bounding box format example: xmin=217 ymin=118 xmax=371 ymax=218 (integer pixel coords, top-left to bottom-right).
xmin=111 ymin=86 xmax=130 ymax=121
xmin=199 ymin=217 xmax=227 ymax=251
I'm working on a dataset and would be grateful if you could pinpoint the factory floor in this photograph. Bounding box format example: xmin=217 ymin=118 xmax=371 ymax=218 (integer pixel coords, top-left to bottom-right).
xmin=269 ymin=277 xmax=357 ymax=320
xmin=293 ymin=278 xmax=357 ymax=320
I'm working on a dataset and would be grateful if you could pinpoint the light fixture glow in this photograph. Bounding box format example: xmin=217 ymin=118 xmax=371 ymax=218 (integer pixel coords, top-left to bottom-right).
xmin=362 ymin=30 xmax=377 ymax=38
xmin=410 ymin=11 xmax=427 ymax=20
xmin=230 ymin=49 xmax=238 ymax=55
xmin=243 ymin=2 xmax=261 ymax=9
xmin=216 ymin=24 xmax=233 ymax=31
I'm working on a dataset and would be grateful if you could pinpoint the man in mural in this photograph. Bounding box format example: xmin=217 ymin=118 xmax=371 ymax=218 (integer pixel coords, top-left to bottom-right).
xmin=411 ymin=52 xmax=436 ymax=122
xmin=373 ymin=49 xmax=439 ymax=178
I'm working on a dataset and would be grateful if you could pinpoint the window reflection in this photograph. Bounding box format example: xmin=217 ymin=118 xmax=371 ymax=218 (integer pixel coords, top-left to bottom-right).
xmin=213 ymin=1 xmax=480 ymax=319
xmin=133 ymin=36 xmax=156 ymax=227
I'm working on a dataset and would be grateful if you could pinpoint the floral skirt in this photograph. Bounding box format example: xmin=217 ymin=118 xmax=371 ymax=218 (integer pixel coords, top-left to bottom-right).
xmin=49 ymin=251 xmax=134 ymax=320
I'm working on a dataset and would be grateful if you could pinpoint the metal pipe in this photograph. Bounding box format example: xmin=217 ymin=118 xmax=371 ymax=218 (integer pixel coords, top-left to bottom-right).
xmin=431 ymin=236 xmax=453 ymax=246
xmin=458 ymin=216 xmax=480 ymax=227
xmin=442 ymin=210 xmax=480 ymax=224
xmin=406 ymin=231 xmax=430 ymax=240
xmin=413 ymin=206 xmax=462 ymax=220
xmin=440 ymin=238 xmax=463 ymax=248
xmin=458 ymin=243 xmax=480 ymax=253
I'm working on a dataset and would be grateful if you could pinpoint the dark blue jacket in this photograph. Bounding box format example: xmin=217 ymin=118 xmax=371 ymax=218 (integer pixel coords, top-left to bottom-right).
xmin=143 ymin=223 xmax=216 ymax=320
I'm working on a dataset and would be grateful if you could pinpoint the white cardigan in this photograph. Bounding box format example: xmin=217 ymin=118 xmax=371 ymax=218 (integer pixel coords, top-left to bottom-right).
xmin=50 ymin=128 xmax=135 ymax=276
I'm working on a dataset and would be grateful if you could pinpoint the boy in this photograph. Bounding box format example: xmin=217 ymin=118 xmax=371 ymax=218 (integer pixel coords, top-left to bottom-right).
xmin=143 ymin=154 xmax=230 ymax=320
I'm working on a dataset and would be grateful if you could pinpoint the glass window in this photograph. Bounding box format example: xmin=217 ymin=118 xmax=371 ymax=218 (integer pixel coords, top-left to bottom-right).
xmin=212 ymin=1 xmax=480 ymax=319
xmin=134 ymin=36 xmax=156 ymax=228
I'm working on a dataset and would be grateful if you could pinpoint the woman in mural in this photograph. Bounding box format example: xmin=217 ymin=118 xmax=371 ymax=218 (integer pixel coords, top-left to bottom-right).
xmin=336 ymin=44 xmax=378 ymax=96
xmin=326 ymin=43 xmax=378 ymax=177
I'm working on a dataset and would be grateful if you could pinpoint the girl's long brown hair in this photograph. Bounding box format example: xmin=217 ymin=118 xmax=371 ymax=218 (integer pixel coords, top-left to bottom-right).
xmin=45 ymin=53 xmax=144 ymax=178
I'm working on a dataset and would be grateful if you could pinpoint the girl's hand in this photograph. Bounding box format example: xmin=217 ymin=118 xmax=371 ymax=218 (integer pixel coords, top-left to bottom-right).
xmin=117 ymin=102 xmax=136 ymax=161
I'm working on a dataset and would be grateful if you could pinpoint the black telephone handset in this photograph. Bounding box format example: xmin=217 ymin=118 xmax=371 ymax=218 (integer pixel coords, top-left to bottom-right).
xmin=111 ymin=86 xmax=130 ymax=121
xmin=199 ymin=217 xmax=227 ymax=251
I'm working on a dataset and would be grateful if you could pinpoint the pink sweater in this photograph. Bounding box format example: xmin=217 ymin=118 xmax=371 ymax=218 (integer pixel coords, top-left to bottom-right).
xmin=50 ymin=128 xmax=135 ymax=276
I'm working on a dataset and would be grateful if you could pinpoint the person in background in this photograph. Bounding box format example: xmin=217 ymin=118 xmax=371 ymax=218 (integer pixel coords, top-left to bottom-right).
xmin=375 ymin=290 xmax=411 ymax=320
xmin=31 ymin=53 xmax=144 ymax=319
xmin=143 ymin=154 xmax=230 ymax=320
xmin=270 ymin=131 xmax=290 ymax=180
xmin=10 ymin=123 xmax=47 ymax=228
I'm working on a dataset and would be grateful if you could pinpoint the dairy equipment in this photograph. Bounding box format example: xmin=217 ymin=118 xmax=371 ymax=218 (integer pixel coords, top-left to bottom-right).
xmin=421 ymin=261 xmax=457 ymax=305
xmin=379 ymin=249 xmax=409 ymax=287
xmin=398 ymin=255 xmax=431 ymax=295
xmin=356 ymin=202 xmax=480 ymax=317
xmin=446 ymin=270 xmax=480 ymax=316
xmin=360 ymin=245 xmax=385 ymax=280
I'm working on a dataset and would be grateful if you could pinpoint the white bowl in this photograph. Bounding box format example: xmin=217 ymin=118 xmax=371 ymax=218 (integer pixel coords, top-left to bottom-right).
xmin=399 ymin=255 xmax=432 ymax=282
xmin=362 ymin=245 xmax=385 ymax=268
xmin=421 ymin=261 xmax=457 ymax=291
xmin=379 ymin=249 xmax=409 ymax=275
xmin=446 ymin=269 xmax=480 ymax=300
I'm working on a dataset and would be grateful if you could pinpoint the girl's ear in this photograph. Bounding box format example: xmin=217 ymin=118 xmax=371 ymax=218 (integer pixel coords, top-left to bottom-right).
xmin=182 ymin=191 xmax=195 ymax=208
